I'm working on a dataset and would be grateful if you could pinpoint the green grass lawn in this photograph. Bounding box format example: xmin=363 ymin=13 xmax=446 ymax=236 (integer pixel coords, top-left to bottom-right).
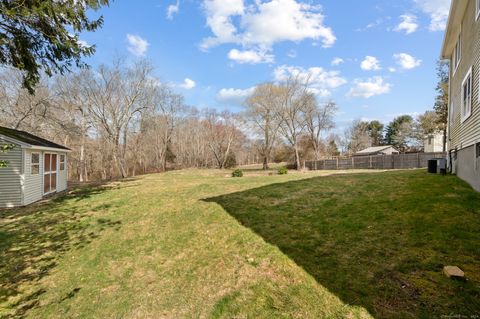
xmin=0 ymin=169 xmax=479 ymax=318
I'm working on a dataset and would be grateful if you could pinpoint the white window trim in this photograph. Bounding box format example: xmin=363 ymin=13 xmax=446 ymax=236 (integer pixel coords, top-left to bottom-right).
xmin=43 ymin=153 xmax=58 ymax=195
xmin=477 ymin=0 xmax=480 ymax=20
xmin=452 ymin=31 xmax=462 ymax=76
xmin=461 ymin=67 xmax=472 ymax=123
xmin=31 ymin=152 xmax=40 ymax=175
xmin=59 ymin=154 xmax=65 ymax=171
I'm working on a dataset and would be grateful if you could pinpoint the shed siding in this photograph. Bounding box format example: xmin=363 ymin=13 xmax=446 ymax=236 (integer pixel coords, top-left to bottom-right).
xmin=449 ymin=0 xmax=480 ymax=151
xmin=57 ymin=153 xmax=68 ymax=192
xmin=23 ymin=149 xmax=44 ymax=205
xmin=0 ymin=138 xmax=23 ymax=208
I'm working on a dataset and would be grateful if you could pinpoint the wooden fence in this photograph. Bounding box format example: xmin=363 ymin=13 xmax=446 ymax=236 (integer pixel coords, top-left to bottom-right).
xmin=304 ymin=152 xmax=446 ymax=170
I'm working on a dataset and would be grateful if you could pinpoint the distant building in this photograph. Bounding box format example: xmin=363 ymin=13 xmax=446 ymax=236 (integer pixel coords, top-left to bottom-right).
xmin=423 ymin=132 xmax=444 ymax=153
xmin=354 ymin=146 xmax=399 ymax=156
xmin=441 ymin=0 xmax=480 ymax=191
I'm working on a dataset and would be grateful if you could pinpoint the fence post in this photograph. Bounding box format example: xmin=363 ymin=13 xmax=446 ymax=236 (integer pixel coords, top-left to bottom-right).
xmin=370 ymin=156 xmax=373 ymax=169
xmin=324 ymin=160 xmax=326 ymax=170
xmin=417 ymin=153 xmax=420 ymax=168
xmin=336 ymin=157 xmax=339 ymax=170
xmin=391 ymin=155 xmax=395 ymax=169
xmin=315 ymin=160 xmax=317 ymax=171
xmin=352 ymin=157 xmax=354 ymax=169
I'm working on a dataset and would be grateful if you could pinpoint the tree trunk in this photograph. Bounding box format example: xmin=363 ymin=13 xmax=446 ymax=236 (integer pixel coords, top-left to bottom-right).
xmin=79 ymin=143 xmax=85 ymax=182
xmin=294 ymin=145 xmax=301 ymax=170
xmin=262 ymin=156 xmax=269 ymax=170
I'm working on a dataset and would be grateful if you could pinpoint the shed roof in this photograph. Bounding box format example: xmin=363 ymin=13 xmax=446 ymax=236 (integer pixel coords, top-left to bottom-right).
xmin=0 ymin=126 xmax=70 ymax=151
xmin=355 ymin=145 xmax=398 ymax=155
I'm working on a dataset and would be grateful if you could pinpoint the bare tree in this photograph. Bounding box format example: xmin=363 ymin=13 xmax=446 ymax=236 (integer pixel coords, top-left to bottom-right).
xmin=344 ymin=120 xmax=371 ymax=154
xmin=78 ymin=60 xmax=155 ymax=178
xmin=244 ymin=83 xmax=282 ymax=170
xmin=204 ymin=110 xmax=243 ymax=169
xmin=275 ymin=77 xmax=311 ymax=169
xmin=304 ymin=100 xmax=337 ymax=160
xmin=0 ymin=69 xmax=53 ymax=131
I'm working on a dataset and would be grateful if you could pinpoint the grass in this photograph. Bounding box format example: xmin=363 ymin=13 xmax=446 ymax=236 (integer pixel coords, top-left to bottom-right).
xmin=0 ymin=169 xmax=479 ymax=318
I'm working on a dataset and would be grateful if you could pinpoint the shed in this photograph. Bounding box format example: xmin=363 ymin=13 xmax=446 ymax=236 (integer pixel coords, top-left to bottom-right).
xmin=354 ymin=145 xmax=399 ymax=156
xmin=0 ymin=126 xmax=70 ymax=208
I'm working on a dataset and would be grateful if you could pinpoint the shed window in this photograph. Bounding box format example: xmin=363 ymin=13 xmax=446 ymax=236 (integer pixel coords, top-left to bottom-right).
xmin=60 ymin=155 xmax=65 ymax=171
xmin=31 ymin=153 xmax=40 ymax=175
xmin=461 ymin=67 xmax=472 ymax=122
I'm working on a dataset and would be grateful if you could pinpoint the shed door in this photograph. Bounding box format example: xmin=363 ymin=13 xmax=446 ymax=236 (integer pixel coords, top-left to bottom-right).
xmin=44 ymin=153 xmax=57 ymax=194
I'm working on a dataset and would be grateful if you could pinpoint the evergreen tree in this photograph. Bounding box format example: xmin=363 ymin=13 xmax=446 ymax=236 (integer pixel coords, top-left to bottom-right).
xmin=385 ymin=115 xmax=414 ymax=151
xmin=0 ymin=0 xmax=110 ymax=93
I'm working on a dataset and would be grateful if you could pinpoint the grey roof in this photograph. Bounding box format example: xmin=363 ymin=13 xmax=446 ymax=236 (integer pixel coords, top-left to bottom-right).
xmin=355 ymin=145 xmax=398 ymax=155
xmin=0 ymin=126 xmax=70 ymax=151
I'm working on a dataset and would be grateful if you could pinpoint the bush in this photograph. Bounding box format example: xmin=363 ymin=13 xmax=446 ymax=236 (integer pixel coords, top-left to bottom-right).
xmin=278 ymin=167 xmax=288 ymax=175
xmin=231 ymin=169 xmax=243 ymax=178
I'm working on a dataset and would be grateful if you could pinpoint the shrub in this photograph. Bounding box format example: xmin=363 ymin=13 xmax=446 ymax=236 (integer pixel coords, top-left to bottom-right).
xmin=278 ymin=167 xmax=288 ymax=175
xmin=231 ymin=169 xmax=243 ymax=178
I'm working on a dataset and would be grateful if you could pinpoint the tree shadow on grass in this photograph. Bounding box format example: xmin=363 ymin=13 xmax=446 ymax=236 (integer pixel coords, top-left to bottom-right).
xmin=0 ymin=183 xmax=123 ymax=318
xmin=203 ymin=171 xmax=480 ymax=318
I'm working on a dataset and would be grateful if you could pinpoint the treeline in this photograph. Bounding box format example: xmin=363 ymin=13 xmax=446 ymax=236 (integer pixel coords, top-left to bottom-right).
xmin=0 ymin=60 xmax=448 ymax=180
xmin=0 ymin=61 xmax=341 ymax=180
xmin=343 ymin=111 xmax=444 ymax=154
xmin=343 ymin=61 xmax=449 ymax=154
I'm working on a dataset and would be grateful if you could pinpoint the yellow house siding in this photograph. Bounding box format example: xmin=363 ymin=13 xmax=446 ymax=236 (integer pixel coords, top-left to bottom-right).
xmin=449 ymin=0 xmax=480 ymax=151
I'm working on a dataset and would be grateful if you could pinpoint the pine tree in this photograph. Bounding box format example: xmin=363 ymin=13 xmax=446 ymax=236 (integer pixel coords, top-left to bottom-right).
xmin=0 ymin=0 xmax=110 ymax=93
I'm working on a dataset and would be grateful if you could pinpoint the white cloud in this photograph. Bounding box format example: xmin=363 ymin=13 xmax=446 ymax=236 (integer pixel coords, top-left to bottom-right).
xmin=331 ymin=57 xmax=344 ymax=66
xmin=388 ymin=67 xmax=397 ymax=73
xmin=394 ymin=14 xmax=418 ymax=34
xmin=414 ymin=0 xmax=451 ymax=31
xmin=217 ymin=87 xmax=256 ymax=104
xmin=347 ymin=76 xmax=391 ymax=98
xmin=228 ymin=48 xmax=274 ymax=64
xmin=126 ymin=34 xmax=149 ymax=57
xmin=273 ymin=65 xmax=347 ymax=97
xmin=287 ymin=50 xmax=297 ymax=58
xmin=393 ymin=53 xmax=422 ymax=70
xmin=167 ymin=0 xmax=180 ymax=20
xmin=180 ymin=78 xmax=196 ymax=90
xmin=201 ymin=0 xmax=335 ymax=50
xmin=360 ymin=56 xmax=381 ymax=71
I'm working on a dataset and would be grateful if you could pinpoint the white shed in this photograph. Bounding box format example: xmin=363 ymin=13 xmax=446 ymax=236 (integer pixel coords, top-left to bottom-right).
xmin=0 ymin=126 xmax=70 ymax=208
xmin=354 ymin=145 xmax=400 ymax=156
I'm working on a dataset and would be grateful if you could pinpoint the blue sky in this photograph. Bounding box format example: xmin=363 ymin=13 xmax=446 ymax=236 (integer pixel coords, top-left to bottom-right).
xmin=80 ymin=0 xmax=452 ymax=129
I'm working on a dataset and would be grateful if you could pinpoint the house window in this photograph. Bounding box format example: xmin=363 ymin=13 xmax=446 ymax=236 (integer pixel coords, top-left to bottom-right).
xmin=477 ymin=0 xmax=480 ymax=20
xmin=60 ymin=155 xmax=65 ymax=171
xmin=452 ymin=33 xmax=462 ymax=74
xmin=461 ymin=67 xmax=472 ymax=122
xmin=31 ymin=153 xmax=40 ymax=175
